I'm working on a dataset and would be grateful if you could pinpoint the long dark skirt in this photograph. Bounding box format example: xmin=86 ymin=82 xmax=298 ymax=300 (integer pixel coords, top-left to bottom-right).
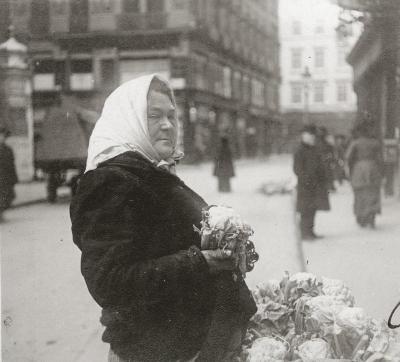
xmin=353 ymin=185 xmax=381 ymax=223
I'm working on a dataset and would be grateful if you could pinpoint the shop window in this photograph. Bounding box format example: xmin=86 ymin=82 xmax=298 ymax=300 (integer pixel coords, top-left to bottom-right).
xmin=291 ymin=48 xmax=302 ymax=69
xmin=291 ymin=83 xmax=302 ymax=104
xmin=122 ymin=0 xmax=140 ymax=12
xmin=71 ymin=59 xmax=92 ymax=73
xmin=34 ymin=59 xmax=54 ymax=73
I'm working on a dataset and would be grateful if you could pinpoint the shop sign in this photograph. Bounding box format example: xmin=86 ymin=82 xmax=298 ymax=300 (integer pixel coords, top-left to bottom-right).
xmin=383 ymin=138 xmax=399 ymax=164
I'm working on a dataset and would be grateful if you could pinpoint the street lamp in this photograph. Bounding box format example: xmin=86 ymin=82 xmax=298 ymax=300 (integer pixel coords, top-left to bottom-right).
xmin=302 ymin=66 xmax=312 ymax=125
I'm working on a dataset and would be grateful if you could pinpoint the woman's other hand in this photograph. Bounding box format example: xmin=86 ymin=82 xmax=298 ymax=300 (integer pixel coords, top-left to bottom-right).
xmin=201 ymin=249 xmax=236 ymax=274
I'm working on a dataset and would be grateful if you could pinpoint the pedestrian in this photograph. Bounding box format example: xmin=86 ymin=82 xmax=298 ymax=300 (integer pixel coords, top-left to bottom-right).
xmin=333 ymin=134 xmax=347 ymax=184
xmin=345 ymin=119 xmax=383 ymax=228
xmin=0 ymin=127 xmax=18 ymax=221
xmin=316 ymin=126 xmax=336 ymax=192
xmin=70 ymin=74 xmax=256 ymax=362
xmin=293 ymin=125 xmax=330 ymax=240
xmin=213 ymin=135 xmax=235 ymax=192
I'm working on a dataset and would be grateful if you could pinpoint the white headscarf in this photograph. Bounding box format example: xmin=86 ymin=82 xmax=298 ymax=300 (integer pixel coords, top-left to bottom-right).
xmin=85 ymin=73 xmax=182 ymax=172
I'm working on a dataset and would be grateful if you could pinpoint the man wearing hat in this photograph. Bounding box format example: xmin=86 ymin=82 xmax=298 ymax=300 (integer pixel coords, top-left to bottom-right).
xmin=293 ymin=125 xmax=329 ymax=240
xmin=0 ymin=127 xmax=18 ymax=221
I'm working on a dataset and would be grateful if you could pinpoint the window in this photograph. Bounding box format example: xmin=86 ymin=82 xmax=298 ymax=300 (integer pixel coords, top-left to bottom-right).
xmin=291 ymin=83 xmax=302 ymax=103
xmin=314 ymin=47 xmax=325 ymax=68
xmin=50 ymin=0 xmax=68 ymax=15
xmin=337 ymin=81 xmax=348 ymax=102
xmin=292 ymin=20 xmax=301 ymax=35
xmin=122 ymin=0 xmax=140 ymax=12
xmin=30 ymin=0 xmax=50 ymax=35
xmin=291 ymin=48 xmax=302 ymax=69
xmin=315 ymin=21 xmax=324 ymax=34
xmin=337 ymin=47 xmax=347 ymax=67
xmin=10 ymin=0 xmax=29 ymax=16
xmin=314 ymin=82 xmax=325 ymax=103
xmin=91 ymin=0 xmax=113 ymax=13
xmin=147 ymin=0 xmax=163 ymax=12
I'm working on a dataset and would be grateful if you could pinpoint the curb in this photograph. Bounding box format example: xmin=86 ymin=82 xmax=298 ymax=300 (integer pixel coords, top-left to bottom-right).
xmin=10 ymin=194 xmax=71 ymax=209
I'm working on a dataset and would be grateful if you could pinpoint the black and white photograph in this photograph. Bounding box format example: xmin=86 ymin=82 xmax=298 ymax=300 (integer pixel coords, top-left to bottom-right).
xmin=0 ymin=0 xmax=399 ymax=361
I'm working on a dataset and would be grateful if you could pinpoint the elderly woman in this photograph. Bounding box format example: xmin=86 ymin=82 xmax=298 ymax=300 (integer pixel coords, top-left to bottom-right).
xmin=70 ymin=74 xmax=256 ymax=362
xmin=345 ymin=120 xmax=383 ymax=228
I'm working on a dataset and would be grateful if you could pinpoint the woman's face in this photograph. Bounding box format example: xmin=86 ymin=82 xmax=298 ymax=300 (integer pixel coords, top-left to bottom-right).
xmin=147 ymin=90 xmax=177 ymax=159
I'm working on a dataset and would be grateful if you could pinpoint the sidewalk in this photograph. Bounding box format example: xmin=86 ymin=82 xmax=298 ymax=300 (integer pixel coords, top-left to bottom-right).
xmin=302 ymin=182 xmax=400 ymax=321
xmin=12 ymin=182 xmax=70 ymax=208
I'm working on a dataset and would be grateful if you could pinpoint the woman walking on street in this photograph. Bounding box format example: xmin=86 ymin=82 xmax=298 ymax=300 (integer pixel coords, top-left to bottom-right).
xmin=346 ymin=119 xmax=383 ymax=228
xmin=0 ymin=127 xmax=18 ymax=221
xmin=70 ymin=74 xmax=256 ymax=362
xmin=213 ymin=135 xmax=235 ymax=192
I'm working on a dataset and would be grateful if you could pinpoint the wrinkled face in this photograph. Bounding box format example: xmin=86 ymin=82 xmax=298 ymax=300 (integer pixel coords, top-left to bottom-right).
xmin=147 ymin=90 xmax=177 ymax=159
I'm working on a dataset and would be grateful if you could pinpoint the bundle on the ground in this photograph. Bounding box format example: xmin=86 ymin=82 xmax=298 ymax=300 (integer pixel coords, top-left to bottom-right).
xmin=243 ymin=272 xmax=400 ymax=362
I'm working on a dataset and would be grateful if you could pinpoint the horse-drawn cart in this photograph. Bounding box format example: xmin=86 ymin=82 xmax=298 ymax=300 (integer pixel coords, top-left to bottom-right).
xmin=35 ymin=101 xmax=98 ymax=202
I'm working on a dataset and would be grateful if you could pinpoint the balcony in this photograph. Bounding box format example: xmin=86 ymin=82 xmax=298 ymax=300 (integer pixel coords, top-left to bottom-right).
xmin=118 ymin=12 xmax=166 ymax=31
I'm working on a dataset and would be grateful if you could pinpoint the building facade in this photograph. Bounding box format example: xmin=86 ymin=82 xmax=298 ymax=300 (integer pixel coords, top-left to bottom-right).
xmin=0 ymin=0 xmax=281 ymax=164
xmin=279 ymin=0 xmax=359 ymax=147
xmin=342 ymin=0 xmax=400 ymax=195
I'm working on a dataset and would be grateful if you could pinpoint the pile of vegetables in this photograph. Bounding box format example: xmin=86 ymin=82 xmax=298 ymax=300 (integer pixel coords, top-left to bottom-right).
xmin=243 ymin=272 xmax=400 ymax=362
xmin=194 ymin=205 xmax=259 ymax=278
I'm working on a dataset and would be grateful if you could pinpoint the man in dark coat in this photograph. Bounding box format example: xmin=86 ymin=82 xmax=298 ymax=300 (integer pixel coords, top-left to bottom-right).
xmin=213 ymin=135 xmax=235 ymax=192
xmin=294 ymin=125 xmax=329 ymax=240
xmin=317 ymin=126 xmax=336 ymax=192
xmin=0 ymin=127 xmax=18 ymax=221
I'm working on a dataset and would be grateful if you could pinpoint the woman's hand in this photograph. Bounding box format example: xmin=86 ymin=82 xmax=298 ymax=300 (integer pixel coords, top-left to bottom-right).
xmin=201 ymin=249 xmax=236 ymax=274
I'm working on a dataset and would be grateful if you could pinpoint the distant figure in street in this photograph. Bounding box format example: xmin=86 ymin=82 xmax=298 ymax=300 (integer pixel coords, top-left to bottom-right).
xmin=294 ymin=125 xmax=330 ymax=240
xmin=213 ymin=135 xmax=235 ymax=192
xmin=316 ymin=126 xmax=336 ymax=192
xmin=0 ymin=127 xmax=18 ymax=221
xmin=333 ymin=134 xmax=348 ymax=184
xmin=345 ymin=120 xmax=383 ymax=228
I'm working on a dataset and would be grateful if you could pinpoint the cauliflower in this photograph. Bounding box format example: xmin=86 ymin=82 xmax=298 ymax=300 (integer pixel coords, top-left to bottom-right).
xmin=297 ymin=338 xmax=331 ymax=361
xmin=336 ymin=307 xmax=370 ymax=338
xmin=194 ymin=205 xmax=257 ymax=277
xmin=322 ymin=277 xmax=355 ymax=306
xmin=246 ymin=337 xmax=287 ymax=362
xmin=253 ymin=280 xmax=284 ymax=304
xmin=304 ymin=296 xmax=346 ymax=336
xmin=289 ymin=273 xmax=318 ymax=292
xmin=366 ymin=319 xmax=392 ymax=355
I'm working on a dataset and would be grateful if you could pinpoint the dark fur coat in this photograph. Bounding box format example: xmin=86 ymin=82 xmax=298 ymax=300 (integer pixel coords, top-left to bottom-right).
xmin=70 ymin=151 xmax=256 ymax=362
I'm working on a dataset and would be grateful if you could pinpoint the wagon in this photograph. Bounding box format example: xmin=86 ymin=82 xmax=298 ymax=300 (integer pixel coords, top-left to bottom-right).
xmin=35 ymin=100 xmax=98 ymax=202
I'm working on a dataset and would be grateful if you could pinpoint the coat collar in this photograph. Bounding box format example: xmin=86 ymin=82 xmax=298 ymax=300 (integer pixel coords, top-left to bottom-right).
xmin=98 ymin=151 xmax=184 ymax=186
